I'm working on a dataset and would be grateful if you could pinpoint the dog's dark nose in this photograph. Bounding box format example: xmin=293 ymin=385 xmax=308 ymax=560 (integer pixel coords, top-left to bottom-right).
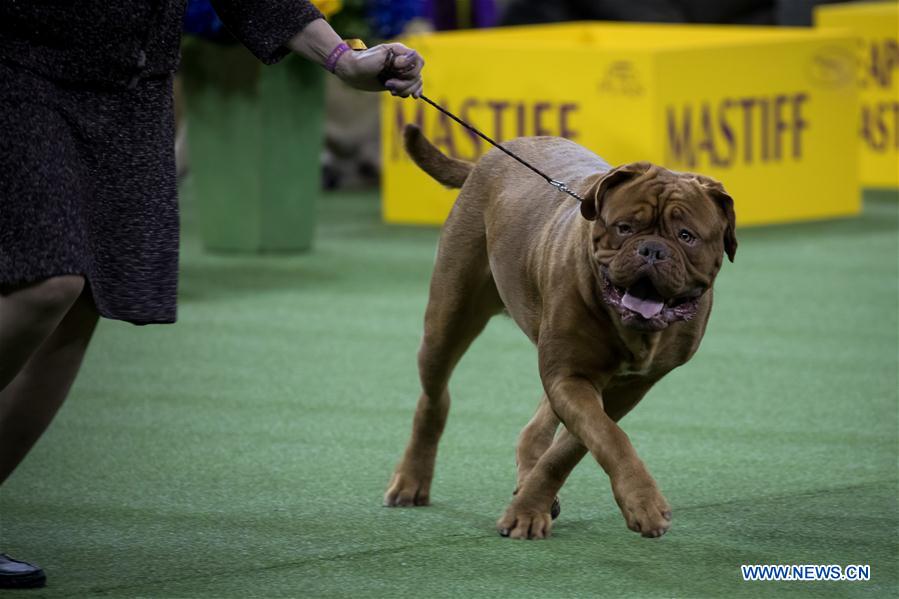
xmin=637 ymin=240 xmax=670 ymax=264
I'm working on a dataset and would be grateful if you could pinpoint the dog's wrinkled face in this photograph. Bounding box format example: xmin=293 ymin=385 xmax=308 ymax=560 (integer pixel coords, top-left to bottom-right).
xmin=581 ymin=162 xmax=737 ymax=332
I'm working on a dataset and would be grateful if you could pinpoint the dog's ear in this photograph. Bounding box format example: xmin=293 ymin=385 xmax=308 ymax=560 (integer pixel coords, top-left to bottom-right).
xmin=695 ymin=176 xmax=738 ymax=262
xmin=581 ymin=162 xmax=652 ymax=222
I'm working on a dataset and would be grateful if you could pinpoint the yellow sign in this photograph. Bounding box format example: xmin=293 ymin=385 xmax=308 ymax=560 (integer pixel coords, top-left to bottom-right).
xmin=816 ymin=1 xmax=899 ymax=188
xmin=313 ymin=0 xmax=342 ymax=19
xmin=382 ymin=23 xmax=861 ymax=226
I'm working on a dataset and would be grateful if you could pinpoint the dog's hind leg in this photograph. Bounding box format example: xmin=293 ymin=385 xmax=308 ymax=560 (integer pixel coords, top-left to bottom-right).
xmin=499 ymin=428 xmax=588 ymax=539
xmin=514 ymin=394 xmax=560 ymax=515
xmin=515 ymin=395 xmax=559 ymax=491
xmin=499 ymin=428 xmax=587 ymax=539
xmin=384 ymin=195 xmax=503 ymax=508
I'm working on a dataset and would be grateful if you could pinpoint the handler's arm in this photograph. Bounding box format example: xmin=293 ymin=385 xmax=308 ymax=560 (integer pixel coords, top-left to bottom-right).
xmin=285 ymin=19 xmax=424 ymax=98
xmin=210 ymin=0 xmax=424 ymax=97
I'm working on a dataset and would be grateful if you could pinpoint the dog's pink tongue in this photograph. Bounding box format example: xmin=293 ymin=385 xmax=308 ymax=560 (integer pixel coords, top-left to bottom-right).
xmin=622 ymin=292 xmax=664 ymax=319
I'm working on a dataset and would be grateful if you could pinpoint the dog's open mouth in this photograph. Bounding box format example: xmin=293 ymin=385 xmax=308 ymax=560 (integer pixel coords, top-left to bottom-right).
xmin=621 ymin=277 xmax=666 ymax=320
xmin=600 ymin=269 xmax=702 ymax=330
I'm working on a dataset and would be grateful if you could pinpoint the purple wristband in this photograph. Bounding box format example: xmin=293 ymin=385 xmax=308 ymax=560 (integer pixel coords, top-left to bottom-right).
xmin=325 ymin=42 xmax=351 ymax=73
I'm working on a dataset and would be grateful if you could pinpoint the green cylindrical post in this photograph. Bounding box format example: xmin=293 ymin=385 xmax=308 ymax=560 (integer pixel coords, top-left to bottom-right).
xmin=181 ymin=40 xmax=323 ymax=253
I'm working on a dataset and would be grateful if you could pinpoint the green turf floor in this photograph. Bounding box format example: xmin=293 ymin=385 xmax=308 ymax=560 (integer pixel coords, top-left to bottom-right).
xmin=1 ymin=187 xmax=897 ymax=598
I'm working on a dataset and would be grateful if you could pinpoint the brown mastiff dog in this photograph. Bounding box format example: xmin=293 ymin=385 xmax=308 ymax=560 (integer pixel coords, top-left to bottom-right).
xmin=384 ymin=124 xmax=737 ymax=540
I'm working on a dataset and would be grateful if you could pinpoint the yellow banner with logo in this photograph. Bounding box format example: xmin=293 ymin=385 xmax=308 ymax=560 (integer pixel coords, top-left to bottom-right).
xmin=816 ymin=1 xmax=899 ymax=189
xmin=382 ymin=23 xmax=860 ymax=226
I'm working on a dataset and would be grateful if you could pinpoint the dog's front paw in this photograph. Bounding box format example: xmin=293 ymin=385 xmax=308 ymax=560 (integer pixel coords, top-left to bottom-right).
xmin=514 ymin=486 xmax=561 ymax=521
xmin=496 ymin=497 xmax=554 ymax=539
xmin=383 ymin=469 xmax=432 ymax=507
xmin=612 ymin=477 xmax=672 ymax=538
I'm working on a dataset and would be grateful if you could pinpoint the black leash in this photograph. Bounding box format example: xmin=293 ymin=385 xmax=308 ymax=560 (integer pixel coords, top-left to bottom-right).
xmin=374 ymin=45 xmax=584 ymax=202
xmin=418 ymin=94 xmax=585 ymax=203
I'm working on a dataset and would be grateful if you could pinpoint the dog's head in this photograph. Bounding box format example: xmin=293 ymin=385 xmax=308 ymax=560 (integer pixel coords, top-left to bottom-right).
xmin=580 ymin=162 xmax=737 ymax=332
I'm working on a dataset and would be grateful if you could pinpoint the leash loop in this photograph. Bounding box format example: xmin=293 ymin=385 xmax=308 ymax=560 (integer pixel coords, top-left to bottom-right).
xmin=549 ymin=180 xmax=585 ymax=202
xmin=377 ymin=48 xmax=397 ymax=86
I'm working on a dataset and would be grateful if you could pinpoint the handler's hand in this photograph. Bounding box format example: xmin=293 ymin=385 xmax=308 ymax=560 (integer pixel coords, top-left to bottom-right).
xmin=335 ymin=43 xmax=424 ymax=98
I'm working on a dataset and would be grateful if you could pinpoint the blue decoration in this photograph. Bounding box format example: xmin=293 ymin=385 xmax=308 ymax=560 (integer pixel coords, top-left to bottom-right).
xmin=183 ymin=0 xmax=231 ymax=42
xmin=367 ymin=0 xmax=427 ymax=39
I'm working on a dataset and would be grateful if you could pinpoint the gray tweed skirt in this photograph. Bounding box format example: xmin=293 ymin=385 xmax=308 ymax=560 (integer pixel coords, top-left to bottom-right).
xmin=0 ymin=60 xmax=179 ymax=325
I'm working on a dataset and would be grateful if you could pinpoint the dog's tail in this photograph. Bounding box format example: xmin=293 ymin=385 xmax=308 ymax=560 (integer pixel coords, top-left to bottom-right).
xmin=403 ymin=124 xmax=473 ymax=189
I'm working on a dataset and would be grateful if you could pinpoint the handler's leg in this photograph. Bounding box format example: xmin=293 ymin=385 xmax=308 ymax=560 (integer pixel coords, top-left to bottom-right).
xmin=0 ymin=276 xmax=86 ymax=390
xmin=0 ymin=286 xmax=99 ymax=484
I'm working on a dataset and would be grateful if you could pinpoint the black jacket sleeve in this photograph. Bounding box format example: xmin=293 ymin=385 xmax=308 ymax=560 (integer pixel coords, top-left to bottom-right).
xmin=210 ymin=0 xmax=324 ymax=64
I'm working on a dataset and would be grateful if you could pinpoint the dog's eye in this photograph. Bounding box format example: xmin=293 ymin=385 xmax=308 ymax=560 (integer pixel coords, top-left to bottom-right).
xmin=678 ymin=229 xmax=696 ymax=244
xmin=616 ymin=223 xmax=633 ymax=236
